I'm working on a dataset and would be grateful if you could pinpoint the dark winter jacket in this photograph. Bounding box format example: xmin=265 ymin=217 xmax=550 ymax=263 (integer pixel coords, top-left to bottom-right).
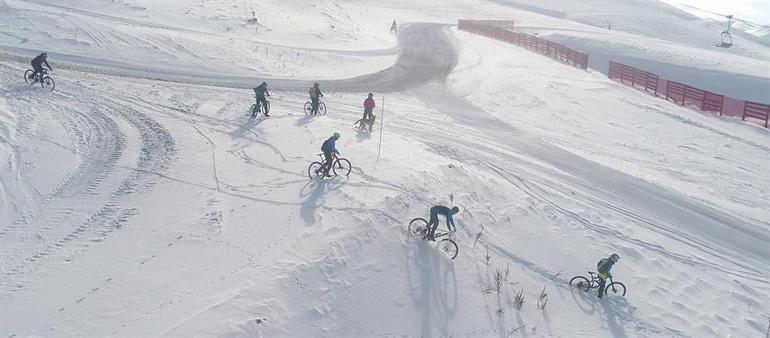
xmin=31 ymin=54 xmax=51 ymax=69
xmin=430 ymin=206 xmax=456 ymax=231
xmin=321 ymin=136 xmax=338 ymax=154
xmin=597 ymin=257 xmax=615 ymax=277
xmin=254 ymin=84 xmax=269 ymax=97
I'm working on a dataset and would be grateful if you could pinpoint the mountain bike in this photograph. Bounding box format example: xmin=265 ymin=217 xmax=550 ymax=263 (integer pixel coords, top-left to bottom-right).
xmin=569 ymin=271 xmax=626 ymax=297
xmin=408 ymin=217 xmax=459 ymax=260
xmin=307 ymin=153 xmax=351 ymax=179
xmin=24 ymin=69 xmax=55 ymax=91
xmin=249 ymin=96 xmax=270 ymax=118
xmin=304 ymin=100 xmax=327 ymax=115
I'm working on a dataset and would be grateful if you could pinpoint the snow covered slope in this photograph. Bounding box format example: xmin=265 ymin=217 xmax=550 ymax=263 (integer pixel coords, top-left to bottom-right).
xmin=492 ymin=0 xmax=770 ymax=103
xmin=1 ymin=0 xmax=769 ymax=337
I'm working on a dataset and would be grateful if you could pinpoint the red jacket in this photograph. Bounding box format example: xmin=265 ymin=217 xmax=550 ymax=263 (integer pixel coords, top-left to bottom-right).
xmin=364 ymin=97 xmax=375 ymax=113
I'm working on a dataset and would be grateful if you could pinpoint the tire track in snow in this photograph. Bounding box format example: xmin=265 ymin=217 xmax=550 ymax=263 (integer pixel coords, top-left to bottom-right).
xmin=0 ymin=80 xmax=127 ymax=276
xmin=0 ymin=72 xmax=176 ymax=290
xmin=401 ymin=118 xmax=766 ymax=282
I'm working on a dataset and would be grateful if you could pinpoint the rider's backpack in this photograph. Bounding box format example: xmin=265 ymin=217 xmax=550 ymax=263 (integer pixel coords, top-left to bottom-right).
xmin=309 ymin=87 xmax=317 ymax=98
xmin=597 ymin=258 xmax=608 ymax=271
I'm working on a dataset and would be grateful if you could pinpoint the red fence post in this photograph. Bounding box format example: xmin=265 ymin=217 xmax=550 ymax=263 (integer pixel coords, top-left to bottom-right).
xmin=743 ymin=101 xmax=770 ymax=127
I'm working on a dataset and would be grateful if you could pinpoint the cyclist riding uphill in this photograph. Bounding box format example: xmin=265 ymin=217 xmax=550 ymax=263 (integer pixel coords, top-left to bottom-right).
xmin=253 ymin=81 xmax=270 ymax=116
xmin=424 ymin=205 xmax=459 ymax=241
xmin=309 ymin=82 xmax=324 ymax=115
xmin=596 ymin=253 xmax=620 ymax=298
xmin=30 ymin=52 xmax=52 ymax=82
xmin=320 ymin=132 xmax=341 ymax=177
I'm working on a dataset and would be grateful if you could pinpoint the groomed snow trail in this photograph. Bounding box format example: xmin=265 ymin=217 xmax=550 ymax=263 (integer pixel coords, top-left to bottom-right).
xmin=0 ymin=63 xmax=176 ymax=292
xmin=1 ymin=1 xmax=769 ymax=337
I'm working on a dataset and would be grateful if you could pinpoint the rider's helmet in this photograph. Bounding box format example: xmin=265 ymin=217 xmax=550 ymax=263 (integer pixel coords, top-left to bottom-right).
xmin=451 ymin=206 xmax=459 ymax=214
xmin=368 ymin=92 xmax=373 ymax=97
xmin=333 ymin=132 xmax=341 ymax=139
xmin=610 ymin=253 xmax=620 ymax=262
xmin=314 ymin=82 xmax=319 ymax=87
xmin=41 ymin=52 xmax=47 ymax=57
xmin=262 ymin=81 xmax=267 ymax=86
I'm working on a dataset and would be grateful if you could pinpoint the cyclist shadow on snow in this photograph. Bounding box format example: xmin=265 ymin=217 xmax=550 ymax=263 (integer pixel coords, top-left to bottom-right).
xmin=568 ymin=286 xmax=630 ymax=337
xmin=299 ymin=178 xmax=344 ymax=226
xmin=404 ymin=235 xmax=458 ymax=337
xmin=355 ymin=128 xmax=372 ymax=142
xmin=295 ymin=115 xmax=314 ymax=127
xmin=229 ymin=116 xmax=266 ymax=140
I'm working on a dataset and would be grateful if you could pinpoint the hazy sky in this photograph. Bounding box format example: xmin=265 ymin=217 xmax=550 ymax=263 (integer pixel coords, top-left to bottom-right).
xmin=664 ymin=0 xmax=770 ymax=24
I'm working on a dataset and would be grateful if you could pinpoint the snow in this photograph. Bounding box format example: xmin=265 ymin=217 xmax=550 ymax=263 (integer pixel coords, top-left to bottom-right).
xmin=492 ymin=0 xmax=770 ymax=102
xmin=661 ymin=0 xmax=770 ymax=28
xmin=1 ymin=0 xmax=769 ymax=337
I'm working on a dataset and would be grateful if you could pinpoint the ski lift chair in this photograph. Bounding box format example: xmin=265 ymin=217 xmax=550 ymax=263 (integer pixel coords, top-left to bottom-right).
xmin=716 ymin=31 xmax=733 ymax=48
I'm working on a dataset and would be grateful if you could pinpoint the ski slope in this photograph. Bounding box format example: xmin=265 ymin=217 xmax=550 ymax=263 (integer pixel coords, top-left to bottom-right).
xmin=1 ymin=0 xmax=769 ymax=337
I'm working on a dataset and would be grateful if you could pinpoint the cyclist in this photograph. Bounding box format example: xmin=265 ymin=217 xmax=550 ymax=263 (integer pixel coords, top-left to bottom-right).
xmin=596 ymin=253 xmax=620 ymax=298
xmin=309 ymin=82 xmax=324 ymax=115
xmin=30 ymin=52 xmax=52 ymax=83
xmin=320 ymin=132 xmax=341 ymax=177
xmin=253 ymin=81 xmax=270 ymax=116
xmin=390 ymin=20 xmax=397 ymax=33
xmin=356 ymin=93 xmax=376 ymax=131
xmin=424 ymin=205 xmax=459 ymax=241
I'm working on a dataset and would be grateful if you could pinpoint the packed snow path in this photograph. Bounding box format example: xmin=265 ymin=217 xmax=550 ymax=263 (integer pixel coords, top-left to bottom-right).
xmin=1 ymin=23 xmax=455 ymax=92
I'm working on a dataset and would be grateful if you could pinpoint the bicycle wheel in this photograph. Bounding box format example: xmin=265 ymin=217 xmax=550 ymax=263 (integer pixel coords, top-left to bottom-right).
xmin=42 ymin=76 xmax=55 ymax=91
xmin=262 ymin=101 xmax=270 ymax=116
xmin=249 ymin=104 xmax=258 ymax=118
xmin=304 ymin=102 xmax=312 ymax=115
xmin=318 ymin=102 xmax=327 ymax=115
xmin=24 ymin=70 xmax=34 ymax=84
xmin=332 ymin=158 xmax=351 ymax=176
xmin=569 ymin=276 xmax=591 ymax=291
xmin=605 ymin=282 xmax=626 ymax=297
xmin=408 ymin=218 xmax=428 ymax=236
xmin=438 ymin=238 xmax=459 ymax=260
xmin=308 ymin=162 xmax=324 ymax=179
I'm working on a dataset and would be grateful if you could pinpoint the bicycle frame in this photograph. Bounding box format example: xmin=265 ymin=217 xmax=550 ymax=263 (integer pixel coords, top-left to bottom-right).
xmin=317 ymin=153 xmax=339 ymax=165
xmin=588 ymin=272 xmax=614 ymax=288
xmin=254 ymin=96 xmax=270 ymax=104
xmin=433 ymin=231 xmax=453 ymax=239
xmin=32 ymin=69 xmax=49 ymax=82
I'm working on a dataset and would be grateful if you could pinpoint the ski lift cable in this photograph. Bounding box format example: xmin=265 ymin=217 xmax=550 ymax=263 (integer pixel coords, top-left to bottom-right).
xmin=681 ymin=4 xmax=769 ymax=28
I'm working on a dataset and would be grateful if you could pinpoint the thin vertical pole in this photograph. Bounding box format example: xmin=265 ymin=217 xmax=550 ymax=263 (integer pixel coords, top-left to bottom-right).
xmin=377 ymin=96 xmax=385 ymax=160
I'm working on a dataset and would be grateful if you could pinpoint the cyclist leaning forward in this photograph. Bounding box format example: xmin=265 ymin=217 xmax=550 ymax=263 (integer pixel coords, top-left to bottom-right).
xmin=596 ymin=253 xmax=620 ymax=298
xmin=424 ymin=205 xmax=459 ymax=241
xmin=30 ymin=52 xmax=52 ymax=82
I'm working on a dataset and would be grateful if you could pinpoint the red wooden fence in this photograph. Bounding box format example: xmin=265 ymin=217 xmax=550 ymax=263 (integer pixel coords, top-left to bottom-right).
xmin=458 ymin=19 xmax=769 ymax=129
xmin=743 ymin=101 xmax=770 ymax=127
xmin=611 ymin=61 xmax=770 ymax=128
xmin=458 ymin=20 xmax=588 ymax=69
xmin=608 ymin=62 xmax=659 ymax=95
xmin=665 ymin=81 xmax=724 ymax=115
